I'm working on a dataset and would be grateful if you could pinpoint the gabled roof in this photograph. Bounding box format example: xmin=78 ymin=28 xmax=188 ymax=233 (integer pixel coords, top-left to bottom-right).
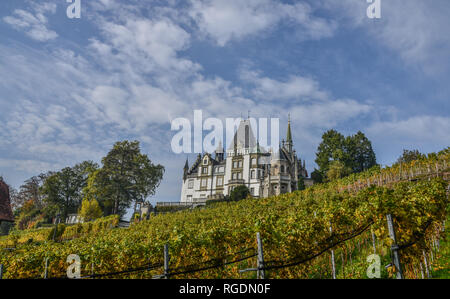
xmin=0 ymin=180 xmax=14 ymax=222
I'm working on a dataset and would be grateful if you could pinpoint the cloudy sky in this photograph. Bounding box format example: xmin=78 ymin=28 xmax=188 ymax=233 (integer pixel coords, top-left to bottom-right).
xmin=0 ymin=0 xmax=449 ymax=205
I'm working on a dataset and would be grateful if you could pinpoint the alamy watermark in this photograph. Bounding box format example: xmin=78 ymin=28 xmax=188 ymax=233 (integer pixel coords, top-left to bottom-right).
xmin=66 ymin=0 xmax=81 ymax=19
xmin=366 ymin=254 xmax=381 ymax=278
xmin=67 ymin=254 xmax=81 ymax=279
xmin=63 ymin=1 xmax=378 ymax=22
xmin=367 ymin=0 xmax=381 ymax=19
xmin=170 ymin=110 xmax=280 ymax=155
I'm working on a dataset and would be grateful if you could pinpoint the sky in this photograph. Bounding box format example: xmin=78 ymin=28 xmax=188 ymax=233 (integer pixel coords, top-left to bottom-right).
xmin=0 ymin=0 xmax=449 ymax=208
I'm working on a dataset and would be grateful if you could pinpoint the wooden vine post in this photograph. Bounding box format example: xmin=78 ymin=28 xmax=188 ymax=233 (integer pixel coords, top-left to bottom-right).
xmin=386 ymin=214 xmax=404 ymax=279
xmin=256 ymin=232 xmax=265 ymax=279
xmin=422 ymin=250 xmax=431 ymax=279
xmin=44 ymin=257 xmax=49 ymax=279
xmin=329 ymin=225 xmax=336 ymax=279
xmin=371 ymin=229 xmax=377 ymax=254
xmin=152 ymin=243 xmax=170 ymax=279
xmin=240 ymin=233 xmax=265 ymax=279
xmin=52 ymin=216 xmax=58 ymax=241
xmin=164 ymin=243 xmax=170 ymax=279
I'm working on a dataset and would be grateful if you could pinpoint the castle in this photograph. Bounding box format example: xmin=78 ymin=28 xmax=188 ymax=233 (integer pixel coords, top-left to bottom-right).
xmin=180 ymin=118 xmax=309 ymax=203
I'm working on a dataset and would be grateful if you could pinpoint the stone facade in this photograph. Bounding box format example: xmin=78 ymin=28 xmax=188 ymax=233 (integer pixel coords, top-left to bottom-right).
xmin=180 ymin=118 xmax=308 ymax=203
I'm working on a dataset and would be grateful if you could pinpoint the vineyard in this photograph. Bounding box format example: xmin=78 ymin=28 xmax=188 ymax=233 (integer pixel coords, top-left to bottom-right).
xmin=0 ymin=148 xmax=449 ymax=279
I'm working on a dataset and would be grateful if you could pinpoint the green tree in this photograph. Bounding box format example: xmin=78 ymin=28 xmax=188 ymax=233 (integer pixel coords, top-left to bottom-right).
xmin=86 ymin=141 xmax=164 ymax=216
xmin=345 ymin=131 xmax=377 ymax=173
xmin=230 ymin=185 xmax=250 ymax=202
xmin=297 ymin=177 xmax=306 ymax=190
xmin=326 ymin=160 xmax=352 ymax=181
xmin=82 ymin=169 xmax=114 ymax=215
xmin=79 ymin=199 xmax=103 ymax=222
xmin=315 ymin=130 xmax=346 ymax=173
xmin=315 ymin=130 xmax=377 ymax=178
xmin=41 ymin=161 xmax=98 ymax=220
xmin=13 ymin=173 xmax=52 ymax=229
xmin=311 ymin=169 xmax=324 ymax=184
xmin=396 ymin=149 xmax=425 ymax=164
xmin=17 ymin=173 xmax=51 ymax=210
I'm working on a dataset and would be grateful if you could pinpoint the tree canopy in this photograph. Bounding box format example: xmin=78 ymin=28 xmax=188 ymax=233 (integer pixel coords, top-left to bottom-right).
xmin=83 ymin=141 xmax=164 ymax=216
xmin=396 ymin=149 xmax=426 ymax=164
xmin=315 ymin=130 xmax=377 ymax=181
xmin=230 ymin=185 xmax=251 ymax=202
xmin=41 ymin=161 xmax=98 ymax=219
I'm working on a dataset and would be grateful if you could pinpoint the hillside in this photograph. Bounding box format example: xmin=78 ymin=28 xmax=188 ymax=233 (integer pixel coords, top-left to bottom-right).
xmin=0 ymin=148 xmax=448 ymax=279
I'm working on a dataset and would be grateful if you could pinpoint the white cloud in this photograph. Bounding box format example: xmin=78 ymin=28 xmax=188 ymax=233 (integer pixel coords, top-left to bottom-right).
xmin=365 ymin=115 xmax=450 ymax=164
xmin=323 ymin=0 xmax=450 ymax=74
xmin=289 ymin=99 xmax=373 ymax=129
xmin=90 ymin=18 xmax=199 ymax=78
xmin=367 ymin=115 xmax=450 ymax=145
xmin=189 ymin=0 xmax=336 ymax=46
xmin=240 ymin=69 xmax=328 ymax=101
xmin=0 ymin=159 xmax=62 ymax=174
xmin=3 ymin=2 xmax=58 ymax=42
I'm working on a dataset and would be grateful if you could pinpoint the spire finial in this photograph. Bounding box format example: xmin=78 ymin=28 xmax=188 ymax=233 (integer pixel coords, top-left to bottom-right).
xmin=286 ymin=114 xmax=292 ymax=144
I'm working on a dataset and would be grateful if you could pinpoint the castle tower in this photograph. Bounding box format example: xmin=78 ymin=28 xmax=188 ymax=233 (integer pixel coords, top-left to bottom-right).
xmin=183 ymin=158 xmax=189 ymax=181
xmin=286 ymin=114 xmax=293 ymax=154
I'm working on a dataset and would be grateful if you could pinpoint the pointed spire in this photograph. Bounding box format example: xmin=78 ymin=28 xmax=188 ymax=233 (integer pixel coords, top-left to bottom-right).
xmin=286 ymin=114 xmax=292 ymax=144
xmin=183 ymin=157 xmax=189 ymax=181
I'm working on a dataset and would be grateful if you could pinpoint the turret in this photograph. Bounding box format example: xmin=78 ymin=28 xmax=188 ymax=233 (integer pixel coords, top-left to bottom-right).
xmin=286 ymin=114 xmax=293 ymax=153
xmin=183 ymin=158 xmax=189 ymax=180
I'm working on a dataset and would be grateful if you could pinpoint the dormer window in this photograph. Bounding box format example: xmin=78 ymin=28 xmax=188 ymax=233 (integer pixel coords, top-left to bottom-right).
xmin=203 ymin=158 xmax=208 ymax=165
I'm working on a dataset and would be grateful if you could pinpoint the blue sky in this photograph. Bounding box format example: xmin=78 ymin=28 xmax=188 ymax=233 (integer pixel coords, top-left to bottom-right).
xmin=0 ymin=0 xmax=449 ymax=206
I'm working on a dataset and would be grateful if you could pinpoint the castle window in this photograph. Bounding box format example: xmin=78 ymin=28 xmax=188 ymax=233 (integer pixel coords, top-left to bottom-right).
xmin=233 ymin=161 xmax=238 ymax=168
xmin=238 ymin=160 xmax=243 ymax=168
xmin=250 ymin=188 xmax=255 ymax=195
xmin=203 ymin=158 xmax=208 ymax=165
xmin=217 ymin=177 xmax=223 ymax=186
xmin=281 ymin=165 xmax=285 ymax=173
xmin=252 ymin=158 xmax=257 ymax=166
xmin=188 ymin=180 xmax=194 ymax=189
xmin=201 ymin=179 xmax=207 ymax=187
xmin=186 ymin=195 xmax=192 ymax=202
xmin=251 ymin=170 xmax=256 ymax=179
xmin=202 ymin=167 xmax=208 ymax=174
